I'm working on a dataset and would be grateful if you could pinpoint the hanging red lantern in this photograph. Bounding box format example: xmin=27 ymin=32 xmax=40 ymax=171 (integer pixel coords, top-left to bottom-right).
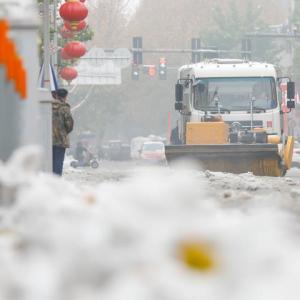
xmin=60 ymin=48 xmax=72 ymax=60
xmin=60 ymin=67 xmax=78 ymax=82
xmin=59 ymin=1 xmax=88 ymax=30
xmin=60 ymin=26 xmax=74 ymax=39
xmin=64 ymin=20 xmax=86 ymax=32
xmin=63 ymin=41 xmax=86 ymax=58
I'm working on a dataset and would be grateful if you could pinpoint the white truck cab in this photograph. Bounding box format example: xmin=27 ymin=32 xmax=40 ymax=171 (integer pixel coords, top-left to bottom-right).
xmin=174 ymin=59 xmax=294 ymax=142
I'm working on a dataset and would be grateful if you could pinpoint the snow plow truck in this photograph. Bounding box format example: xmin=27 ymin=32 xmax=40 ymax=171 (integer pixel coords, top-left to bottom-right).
xmin=166 ymin=59 xmax=295 ymax=176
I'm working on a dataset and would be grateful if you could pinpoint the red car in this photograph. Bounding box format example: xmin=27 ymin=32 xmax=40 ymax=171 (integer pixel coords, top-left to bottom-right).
xmin=140 ymin=141 xmax=166 ymax=163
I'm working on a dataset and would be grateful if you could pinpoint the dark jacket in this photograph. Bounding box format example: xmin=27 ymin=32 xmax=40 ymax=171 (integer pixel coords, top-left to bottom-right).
xmin=52 ymin=100 xmax=74 ymax=148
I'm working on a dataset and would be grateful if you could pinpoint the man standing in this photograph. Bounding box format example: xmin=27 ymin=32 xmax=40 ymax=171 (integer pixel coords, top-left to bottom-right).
xmin=52 ymin=88 xmax=74 ymax=176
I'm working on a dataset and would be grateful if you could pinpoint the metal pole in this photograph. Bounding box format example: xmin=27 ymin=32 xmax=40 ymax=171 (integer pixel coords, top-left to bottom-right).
xmin=41 ymin=0 xmax=53 ymax=172
xmin=131 ymin=48 xmax=252 ymax=55
xmin=52 ymin=0 xmax=58 ymax=76
xmin=43 ymin=0 xmax=50 ymax=89
xmin=167 ymin=112 xmax=171 ymax=144
xmin=250 ymin=97 xmax=255 ymax=131
xmin=245 ymin=33 xmax=300 ymax=38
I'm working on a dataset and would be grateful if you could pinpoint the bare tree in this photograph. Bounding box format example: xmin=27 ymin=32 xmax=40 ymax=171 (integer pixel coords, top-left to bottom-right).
xmin=126 ymin=0 xmax=286 ymax=49
xmin=88 ymin=0 xmax=135 ymax=48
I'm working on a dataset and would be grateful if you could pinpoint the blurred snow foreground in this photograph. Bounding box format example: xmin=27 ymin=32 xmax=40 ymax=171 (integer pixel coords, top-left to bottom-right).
xmin=1 ymin=148 xmax=300 ymax=299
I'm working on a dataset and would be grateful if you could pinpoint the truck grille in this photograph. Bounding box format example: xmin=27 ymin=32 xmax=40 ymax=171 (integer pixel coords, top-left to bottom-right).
xmin=226 ymin=120 xmax=263 ymax=130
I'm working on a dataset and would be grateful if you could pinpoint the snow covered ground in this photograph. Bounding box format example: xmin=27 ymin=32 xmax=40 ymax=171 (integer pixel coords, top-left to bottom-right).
xmin=0 ymin=149 xmax=300 ymax=300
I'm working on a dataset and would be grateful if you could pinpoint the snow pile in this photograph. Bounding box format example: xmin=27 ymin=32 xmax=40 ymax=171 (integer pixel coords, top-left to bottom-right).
xmin=0 ymin=148 xmax=300 ymax=299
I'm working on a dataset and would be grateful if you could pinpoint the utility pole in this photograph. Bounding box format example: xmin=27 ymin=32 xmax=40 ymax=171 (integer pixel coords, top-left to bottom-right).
xmin=290 ymin=0 xmax=295 ymax=19
xmin=40 ymin=0 xmax=53 ymax=172
xmin=43 ymin=0 xmax=50 ymax=89
xmin=52 ymin=0 xmax=58 ymax=76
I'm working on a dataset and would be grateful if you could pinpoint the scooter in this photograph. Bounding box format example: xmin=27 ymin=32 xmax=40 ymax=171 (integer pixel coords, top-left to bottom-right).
xmin=70 ymin=156 xmax=100 ymax=169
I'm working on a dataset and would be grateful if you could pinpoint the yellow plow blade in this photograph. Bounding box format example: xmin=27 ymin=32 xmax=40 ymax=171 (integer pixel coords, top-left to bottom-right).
xmin=165 ymin=144 xmax=284 ymax=177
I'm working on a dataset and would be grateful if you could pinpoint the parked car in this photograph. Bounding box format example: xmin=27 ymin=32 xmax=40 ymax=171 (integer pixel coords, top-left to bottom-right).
xmin=140 ymin=141 xmax=166 ymax=164
xmin=101 ymin=140 xmax=131 ymax=161
xmin=131 ymin=135 xmax=166 ymax=159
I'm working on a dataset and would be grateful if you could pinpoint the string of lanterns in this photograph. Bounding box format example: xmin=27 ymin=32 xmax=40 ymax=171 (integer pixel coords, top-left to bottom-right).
xmin=58 ymin=0 xmax=88 ymax=83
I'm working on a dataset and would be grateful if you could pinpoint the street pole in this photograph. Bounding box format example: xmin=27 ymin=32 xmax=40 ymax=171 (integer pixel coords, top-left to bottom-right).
xmin=52 ymin=0 xmax=58 ymax=76
xmin=40 ymin=0 xmax=53 ymax=172
xmin=43 ymin=0 xmax=50 ymax=89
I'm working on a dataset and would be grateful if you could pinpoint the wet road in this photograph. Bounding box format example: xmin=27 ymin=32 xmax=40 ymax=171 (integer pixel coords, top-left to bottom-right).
xmin=64 ymin=159 xmax=300 ymax=216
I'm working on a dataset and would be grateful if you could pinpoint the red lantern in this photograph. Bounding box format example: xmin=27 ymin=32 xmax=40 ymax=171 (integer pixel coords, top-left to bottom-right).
xmin=64 ymin=20 xmax=86 ymax=31
xmin=60 ymin=48 xmax=72 ymax=60
xmin=60 ymin=67 xmax=78 ymax=82
xmin=63 ymin=41 xmax=86 ymax=58
xmin=60 ymin=26 xmax=74 ymax=39
xmin=59 ymin=1 xmax=88 ymax=30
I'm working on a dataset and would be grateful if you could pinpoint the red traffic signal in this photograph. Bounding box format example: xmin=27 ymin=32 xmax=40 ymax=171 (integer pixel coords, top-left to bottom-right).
xmin=148 ymin=65 xmax=156 ymax=77
xmin=159 ymin=57 xmax=167 ymax=66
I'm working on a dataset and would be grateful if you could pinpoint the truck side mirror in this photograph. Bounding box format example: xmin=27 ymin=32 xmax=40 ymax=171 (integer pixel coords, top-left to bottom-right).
xmin=287 ymin=81 xmax=295 ymax=100
xmin=175 ymin=83 xmax=183 ymax=102
xmin=287 ymin=100 xmax=295 ymax=109
xmin=175 ymin=102 xmax=183 ymax=110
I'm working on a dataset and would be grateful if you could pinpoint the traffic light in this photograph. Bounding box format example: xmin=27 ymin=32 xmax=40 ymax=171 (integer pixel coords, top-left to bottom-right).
xmin=131 ymin=64 xmax=139 ymax=80
xmin=132 ymin=36 xmax=143 ymax=64
xmin=148 ymin=65 xmax=156 ymax=77
xmin=158 ymin=57 xmax=167 ymax=80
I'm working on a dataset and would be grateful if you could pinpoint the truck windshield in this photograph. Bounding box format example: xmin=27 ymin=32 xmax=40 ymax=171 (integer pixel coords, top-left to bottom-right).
xmin=193 ymin=77 xmax=277 ymax=111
